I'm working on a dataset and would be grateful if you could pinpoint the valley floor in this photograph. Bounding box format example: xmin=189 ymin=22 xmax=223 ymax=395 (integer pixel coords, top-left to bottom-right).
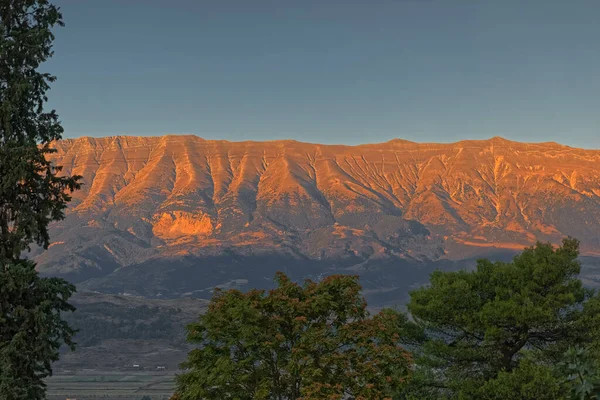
xmin=46 ymin=370 xmax=175 ymax=400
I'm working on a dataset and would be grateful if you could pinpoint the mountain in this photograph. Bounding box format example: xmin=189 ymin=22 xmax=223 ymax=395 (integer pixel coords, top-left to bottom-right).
xmin=35 ymin=135 xmax=600 ymax=303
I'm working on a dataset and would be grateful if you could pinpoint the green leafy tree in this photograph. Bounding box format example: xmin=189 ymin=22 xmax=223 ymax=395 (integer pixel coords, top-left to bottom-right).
xmin=558 ymin=347 xmax=600 ymax=400
xmin=0 ymin=0 xmax=80 ymax=398
xmin=400 ymin=238 xmax=596 ymax=399
xmin=470 ymin=358 xmax=566 ymax=400
xmin=175 ymin=272 xmax=411 ymax=400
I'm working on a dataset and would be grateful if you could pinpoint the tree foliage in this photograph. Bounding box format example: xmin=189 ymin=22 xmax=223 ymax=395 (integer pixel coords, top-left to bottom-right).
xmin=0 ymin=1 xmax=79 ymax=398
xmin=0 ymin=0 xmax=80 ymax=259
xmin=469 ymin=358 xmax=566 ymax=400
xmin=400 ymin=238 xmax=597 ymax=399
xmin=0 ymin=260 xmax=75 ymax=399
xmin=175 ymin=272 xmax=411 ymax=400
xmin=558 ymin=347 xmax=600 ymax=400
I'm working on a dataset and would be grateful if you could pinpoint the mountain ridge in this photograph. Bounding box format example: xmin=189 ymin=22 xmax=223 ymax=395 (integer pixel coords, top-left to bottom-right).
xmin=59 ymin=134 xmax=592 ymax=149
xmin=36 ymin=134 xmax=600 ymax=298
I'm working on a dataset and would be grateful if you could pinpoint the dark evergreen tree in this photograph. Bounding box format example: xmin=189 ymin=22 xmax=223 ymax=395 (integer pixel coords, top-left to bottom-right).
xmin=0 ymin=260 xmax=76 ymax=399
xmin=399 ymin=238 xmax=598 ymax=399
xmin=0 ymin=0 xmax=80 ymax=398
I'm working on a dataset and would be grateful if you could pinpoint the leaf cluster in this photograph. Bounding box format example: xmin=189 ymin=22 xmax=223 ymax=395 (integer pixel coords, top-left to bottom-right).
xmin=176 ymin=272 xmax=411 ymax=400
xmin=558 ymin=347 xmax=600 ymax=400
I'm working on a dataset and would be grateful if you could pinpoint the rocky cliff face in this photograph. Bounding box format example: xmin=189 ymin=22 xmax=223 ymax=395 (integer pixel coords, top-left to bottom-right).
xmin=35 ymin=135 xmax=600 ymax=299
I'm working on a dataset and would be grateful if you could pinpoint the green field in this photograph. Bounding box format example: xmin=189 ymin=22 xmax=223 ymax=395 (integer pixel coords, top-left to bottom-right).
xmin=46 ymin=371 xmax=176 ymax=400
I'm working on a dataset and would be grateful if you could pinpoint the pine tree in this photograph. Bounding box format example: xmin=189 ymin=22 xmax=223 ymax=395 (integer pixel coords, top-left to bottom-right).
xmin=399 ymin=238 xmax=598 ymax=399
xmin=0 ymin=1 xmax=80 ymax=398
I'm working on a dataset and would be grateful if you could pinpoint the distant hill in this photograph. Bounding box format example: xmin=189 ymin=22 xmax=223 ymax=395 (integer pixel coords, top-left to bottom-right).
xmin=34 ymin=135 xmax=600 ymax=301
xmin=54 ymin=255 xmax=600 ymax=372
xmin=55 ymin=291 xmax=208 ymax=371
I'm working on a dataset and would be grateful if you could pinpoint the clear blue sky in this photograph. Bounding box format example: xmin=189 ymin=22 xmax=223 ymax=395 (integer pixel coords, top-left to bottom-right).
xmin=47 ymin=0 xmax=600 ymax=148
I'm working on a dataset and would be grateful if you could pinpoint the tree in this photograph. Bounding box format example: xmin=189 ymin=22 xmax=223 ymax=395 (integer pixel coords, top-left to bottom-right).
xmin=582 ymin=294 xmax=600 ymax=364
xmin=400 ymin=238 xmax=596 ymax=399
xmin=0 ymin=260 xmax=76 ymax=399
xmin=0 ymin=0 xmax=79 ymax=258
xmin=469 ymin=358 xmax=566 ymax=400
xmin=0 ymin=0 xmax=80 ymax=398
xmin=558 ymin=347 xmax=600 ymax=400
xmin=175 ymin=272 xmax=411 ymax=400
